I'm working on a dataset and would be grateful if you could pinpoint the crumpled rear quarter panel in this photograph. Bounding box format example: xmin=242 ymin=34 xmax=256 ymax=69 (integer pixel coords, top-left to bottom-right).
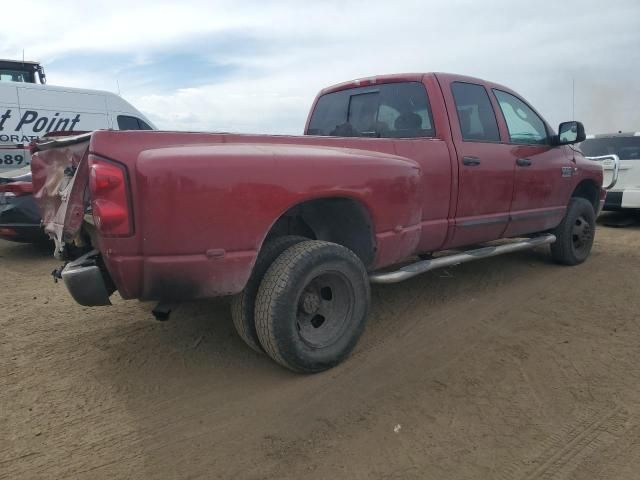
xmin=30 ymin=141 xmax=89 ymax=248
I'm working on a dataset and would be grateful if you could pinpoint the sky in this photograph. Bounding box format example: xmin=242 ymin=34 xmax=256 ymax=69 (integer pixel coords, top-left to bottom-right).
xmin=2 ymin=0 xmax=639 ymax=135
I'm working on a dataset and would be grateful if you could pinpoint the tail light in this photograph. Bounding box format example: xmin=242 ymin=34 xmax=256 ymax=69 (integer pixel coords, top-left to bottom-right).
xmin=88 ymin=155 xmax=133 ymax=236
xmin=0 ymin=181 xmax=33 ymax=197
xmin=0 ymin=227 xmax=18 ymax=237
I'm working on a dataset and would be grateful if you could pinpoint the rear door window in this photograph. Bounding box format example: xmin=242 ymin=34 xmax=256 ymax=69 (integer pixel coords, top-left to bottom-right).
xmin=451 ymin=82 xmax=501 ymax=142
xmin=493 ymin=90 xmax=548 ymax=145
xmin=307 ymin=82 xmax=434 ymax=138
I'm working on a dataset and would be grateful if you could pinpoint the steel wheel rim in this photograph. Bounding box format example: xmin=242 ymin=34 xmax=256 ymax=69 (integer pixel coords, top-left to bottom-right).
xmin=295 ymin=271 xmax=355 ymax=348
xmin=572 ymin=215 xmax=592 ymax=253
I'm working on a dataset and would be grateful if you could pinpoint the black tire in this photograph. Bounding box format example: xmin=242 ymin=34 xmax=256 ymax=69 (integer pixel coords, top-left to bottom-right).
xmin=255 ymin=240 xmax=370 ymax=373
xmin=550 ymin=197 xmax=596 ymax=265
xmin=230 ymin=235 xmax=307 ymax=353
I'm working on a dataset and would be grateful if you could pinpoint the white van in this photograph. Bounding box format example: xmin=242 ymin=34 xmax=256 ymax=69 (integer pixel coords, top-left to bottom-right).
xmin=0 ymin=81 xmax=155 ymax=171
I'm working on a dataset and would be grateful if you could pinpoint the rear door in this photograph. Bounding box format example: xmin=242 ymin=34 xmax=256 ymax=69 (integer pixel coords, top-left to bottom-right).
xmin=492 ymin=89 xmax=570 ymax=236
xmin=439 ymin=79 xmax=515 ymax=248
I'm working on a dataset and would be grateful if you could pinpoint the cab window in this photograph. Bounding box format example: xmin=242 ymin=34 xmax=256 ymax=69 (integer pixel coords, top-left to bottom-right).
xmin=307 ymin=82 xmax=435 ymax=138
xmin=493 ymin=90 xmax=548 ymax=145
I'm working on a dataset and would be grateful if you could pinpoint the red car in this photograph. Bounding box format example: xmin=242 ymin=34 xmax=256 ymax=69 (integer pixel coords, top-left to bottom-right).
xmin=31 ymin=73 xmax=604 ymax=373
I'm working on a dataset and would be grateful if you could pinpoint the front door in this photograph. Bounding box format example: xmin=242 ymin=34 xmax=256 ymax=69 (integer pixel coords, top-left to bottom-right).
xmin=491 ymin=89 xmax=570 ymax=236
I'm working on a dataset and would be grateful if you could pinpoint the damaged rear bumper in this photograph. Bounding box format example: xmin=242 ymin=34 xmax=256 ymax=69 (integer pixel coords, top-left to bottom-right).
xmin=59 ymin=250 xmax=114 ymax=306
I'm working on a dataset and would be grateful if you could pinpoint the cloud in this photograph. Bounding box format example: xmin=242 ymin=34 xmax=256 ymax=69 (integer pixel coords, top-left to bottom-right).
xmin=2 ymin=0 xmax=639 ymax=134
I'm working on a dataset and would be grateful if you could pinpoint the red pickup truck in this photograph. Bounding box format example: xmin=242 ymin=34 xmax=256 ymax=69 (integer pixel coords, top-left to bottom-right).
xmin=31 ymin=73 xmax=604 ymax=373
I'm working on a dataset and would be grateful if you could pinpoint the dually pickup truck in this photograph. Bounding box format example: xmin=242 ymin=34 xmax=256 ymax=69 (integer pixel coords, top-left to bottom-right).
xmin=31 ymin=73 xmax=604 ymax=373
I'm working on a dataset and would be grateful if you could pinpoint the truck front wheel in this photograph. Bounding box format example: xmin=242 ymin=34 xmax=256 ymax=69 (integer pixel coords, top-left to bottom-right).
xmin=550 ymin=197 xmax=596 ymax=265
xmin=255 ymin=240 xmax=370 ymax=373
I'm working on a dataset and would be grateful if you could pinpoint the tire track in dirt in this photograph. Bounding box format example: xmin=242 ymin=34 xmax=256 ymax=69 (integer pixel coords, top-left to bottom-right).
xmin=499 ymin=404 xmax=632 ymax=480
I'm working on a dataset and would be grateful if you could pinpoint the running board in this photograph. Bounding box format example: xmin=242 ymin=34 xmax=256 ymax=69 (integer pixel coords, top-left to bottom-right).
xmin=369 ymin=234 xmax=556 ymax=284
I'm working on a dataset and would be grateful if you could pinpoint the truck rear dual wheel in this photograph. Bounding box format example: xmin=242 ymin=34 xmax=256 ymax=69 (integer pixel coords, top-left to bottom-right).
xmin=550 ymin=197 xmax=596 ymax=266
xmin=255 ymin=241 xmax=371 ymax=373
xmin=231 ymin=235 xmax=307 ymax=353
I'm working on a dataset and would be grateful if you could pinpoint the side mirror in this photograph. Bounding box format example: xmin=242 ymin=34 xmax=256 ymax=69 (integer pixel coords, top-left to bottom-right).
xmin=556 ymin=121 xmax=586 ymax=145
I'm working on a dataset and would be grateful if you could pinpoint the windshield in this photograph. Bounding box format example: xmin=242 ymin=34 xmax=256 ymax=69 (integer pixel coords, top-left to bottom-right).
xmin=580 ymin=136 xmax=640 ymax=160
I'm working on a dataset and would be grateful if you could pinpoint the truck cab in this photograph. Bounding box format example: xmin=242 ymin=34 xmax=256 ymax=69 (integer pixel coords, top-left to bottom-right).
xmin=0 ymin=59 xmax=46 ymax=84
xmin=306 ymin=73 xmax=600 ymax=247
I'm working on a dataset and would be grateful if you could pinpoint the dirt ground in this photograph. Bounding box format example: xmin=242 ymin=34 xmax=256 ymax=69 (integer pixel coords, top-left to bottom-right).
xmin=2 ymin=213 xmax=640 ymax=479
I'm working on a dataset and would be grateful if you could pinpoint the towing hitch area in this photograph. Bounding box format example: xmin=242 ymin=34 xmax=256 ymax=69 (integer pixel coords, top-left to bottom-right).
xmin=152 ymin=302 xmax=179 ymax=321
xmin=52 ymin=266 xmax=64 ymax=283
xmin=369 ymin=234 xmax=557 ymax=284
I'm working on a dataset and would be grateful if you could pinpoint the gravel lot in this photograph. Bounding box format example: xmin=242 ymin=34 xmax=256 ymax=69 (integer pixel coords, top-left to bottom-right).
xmin=2 ymin=213 xmax=640 ymax=479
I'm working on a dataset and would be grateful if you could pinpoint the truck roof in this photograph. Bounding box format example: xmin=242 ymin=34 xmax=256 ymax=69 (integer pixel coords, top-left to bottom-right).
xmin=0 ymin=59 xmax=41 ymax=66
xmin=320 ymin=72 xmax=513 ymax=96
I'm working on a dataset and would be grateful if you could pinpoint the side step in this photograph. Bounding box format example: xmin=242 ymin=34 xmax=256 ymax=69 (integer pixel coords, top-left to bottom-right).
xmin=369 ymin=234 xmax=556 ymax=284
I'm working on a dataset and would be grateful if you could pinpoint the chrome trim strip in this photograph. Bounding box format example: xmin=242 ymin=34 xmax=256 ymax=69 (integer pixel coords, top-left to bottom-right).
xmin=458 ymin=215 xmax=509 ymax=227
xmin=509 ymin=209 xmax=561 ymax=221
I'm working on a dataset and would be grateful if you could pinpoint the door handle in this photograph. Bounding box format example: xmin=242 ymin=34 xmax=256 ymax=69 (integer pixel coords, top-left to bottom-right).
xmin=516 ymin=158 xmax=532 ymax=167
xmin=463 ymin=156 xmax=481 ymax=166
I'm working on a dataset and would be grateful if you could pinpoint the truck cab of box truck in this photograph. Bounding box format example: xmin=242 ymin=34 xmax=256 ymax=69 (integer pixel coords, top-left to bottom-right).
xmin=0 ymin=59 xmax=46 ymax=84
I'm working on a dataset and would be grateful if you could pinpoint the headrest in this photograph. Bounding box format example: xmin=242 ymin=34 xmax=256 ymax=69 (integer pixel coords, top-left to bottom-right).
xmin=394 ymin=112 xmax=422 ymax=130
